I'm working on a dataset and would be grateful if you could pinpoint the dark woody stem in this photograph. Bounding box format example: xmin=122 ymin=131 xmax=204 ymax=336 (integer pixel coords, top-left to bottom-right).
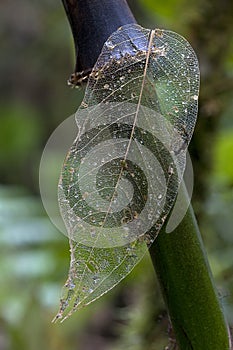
xmin=62 ymin=0 xmax=136 ymax=74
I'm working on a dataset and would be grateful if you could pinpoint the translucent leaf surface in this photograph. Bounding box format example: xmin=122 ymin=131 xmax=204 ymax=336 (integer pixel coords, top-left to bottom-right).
xmin=54 ymin=24 xmax=199 ymax=321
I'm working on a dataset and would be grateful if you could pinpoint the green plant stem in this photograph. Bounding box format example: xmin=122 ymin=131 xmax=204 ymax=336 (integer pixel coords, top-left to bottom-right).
xmin=150 ymin=184 xmax=230 ymax=349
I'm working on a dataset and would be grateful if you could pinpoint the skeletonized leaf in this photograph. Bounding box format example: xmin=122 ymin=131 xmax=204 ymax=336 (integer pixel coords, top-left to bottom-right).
xmin=54 ymin=24 xmax=199 ymax=322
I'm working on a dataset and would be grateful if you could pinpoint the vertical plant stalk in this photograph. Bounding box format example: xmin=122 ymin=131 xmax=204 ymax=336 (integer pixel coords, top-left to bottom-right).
xmin=150 ymin=184 xmax=230 ymax=349
xmin=61 ymin=1 xmax=230 ymax=348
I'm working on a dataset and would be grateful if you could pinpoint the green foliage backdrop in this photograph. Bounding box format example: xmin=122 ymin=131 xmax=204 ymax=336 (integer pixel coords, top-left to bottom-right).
xmin=0 ymin=0 xmax=232 ymax=349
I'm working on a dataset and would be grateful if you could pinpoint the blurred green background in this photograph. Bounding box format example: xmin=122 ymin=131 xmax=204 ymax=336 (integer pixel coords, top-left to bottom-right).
xmin=0 ymin=0 xmax=232 ymax=349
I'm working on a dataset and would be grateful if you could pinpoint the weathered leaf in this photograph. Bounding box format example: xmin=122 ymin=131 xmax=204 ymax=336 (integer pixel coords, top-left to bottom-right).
xmin=54 ymin=23 xmax=199 ymax=322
